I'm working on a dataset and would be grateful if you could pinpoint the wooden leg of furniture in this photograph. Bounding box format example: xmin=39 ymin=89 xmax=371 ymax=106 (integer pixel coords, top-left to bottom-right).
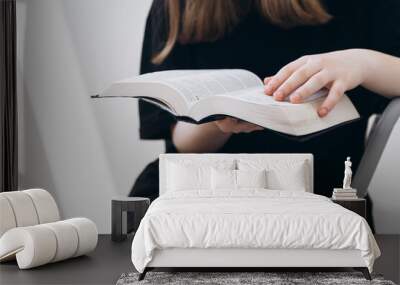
xmin=354 ymin=267 xmax=372 ymax=280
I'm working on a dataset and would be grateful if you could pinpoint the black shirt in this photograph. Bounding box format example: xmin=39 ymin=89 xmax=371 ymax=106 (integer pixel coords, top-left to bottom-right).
xmin=131 ymin=0 xmax=400 ymax=199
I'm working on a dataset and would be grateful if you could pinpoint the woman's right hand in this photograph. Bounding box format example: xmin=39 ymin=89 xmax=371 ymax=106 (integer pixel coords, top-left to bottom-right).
xmin=214 ymin=117 xmax=263 ymax=134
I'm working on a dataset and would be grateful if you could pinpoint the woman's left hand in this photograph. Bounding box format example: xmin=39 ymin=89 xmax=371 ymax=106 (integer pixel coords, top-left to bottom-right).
xmin=264 ymin=49 xmax=370 ymax=117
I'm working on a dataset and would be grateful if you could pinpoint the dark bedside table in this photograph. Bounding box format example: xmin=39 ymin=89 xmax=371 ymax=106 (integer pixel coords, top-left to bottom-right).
xmin=112 ymin=196 xmax=150 ymax=242
xmin=331 ymin=198 xmax=366 ymax=219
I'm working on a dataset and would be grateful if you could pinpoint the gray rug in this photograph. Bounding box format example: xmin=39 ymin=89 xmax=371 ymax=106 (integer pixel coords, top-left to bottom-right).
xmin=117 ymin=272 xmax=396 ymax=285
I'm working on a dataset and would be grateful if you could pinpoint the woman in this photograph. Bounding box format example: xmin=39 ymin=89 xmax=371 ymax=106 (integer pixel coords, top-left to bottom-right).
xmin=131 ymin=0 xmax=400 ymax=201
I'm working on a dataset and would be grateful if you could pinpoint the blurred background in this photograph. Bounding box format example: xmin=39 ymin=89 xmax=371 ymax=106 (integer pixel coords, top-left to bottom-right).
xmin=16 ymin=0 xmax=159 ymax=233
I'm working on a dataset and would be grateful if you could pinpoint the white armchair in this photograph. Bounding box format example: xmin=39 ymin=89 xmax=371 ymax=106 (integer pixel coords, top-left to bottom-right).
xmin=0 ymin=189 xmax=98 ymax=269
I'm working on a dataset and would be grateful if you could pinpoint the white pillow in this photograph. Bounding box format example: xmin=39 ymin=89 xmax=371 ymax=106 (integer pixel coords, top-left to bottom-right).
xmin=237 ymin=169 xmax=267 ymax=189
xmin=237 ymin=159 xmax=309 ymax=192
xmin=270 ymin=161 xmax=308 ymax=191
xmin=211 ymin=168 xmax=267 ymax=190
xmin=211 ymin=168 xmax=236 ymax=190
xmin=166 ymin=160 xmax=235 ymax=192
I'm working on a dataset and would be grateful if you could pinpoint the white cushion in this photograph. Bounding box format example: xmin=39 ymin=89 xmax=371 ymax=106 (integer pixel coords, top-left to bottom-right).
xmin=42 ymin=221 xmax=78 ymax=262
xmin=236 ymin=169 xmax=267 ymax=189
xmin=24 ymin=189 xmax=60 ymax=224
xmin=0 ymin=189 xmax=60 ymax=235
xmin=238 ymin=159 xmax=309 ymax=191
xmin=0 ymin=226 xmax=57 ymax=268
xmin=211 ymin=169 xmax=267 ymax=191
xmin=166 ymin=159 xmax=235 ymax=192
xmin=64 ymin=218 xmax=98 ymax=257
xmin=0 ymin=196 xmax=17 ymax=237
xmin=167 ymin=162 xmax=210 ymax=191
xmin=0 ymin=191 xmax=39 ymax=227
xmin=0 ymin=218 xmax=97 ymax=269
xmin=211 ymin=168 xmax=236 ymax=190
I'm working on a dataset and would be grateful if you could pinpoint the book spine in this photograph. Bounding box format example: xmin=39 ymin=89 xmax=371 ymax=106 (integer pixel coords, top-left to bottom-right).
xmin=333 ymin=189 xmax=357 ymax=193
xmin=332 ymin=195 xmax=358 ymax=200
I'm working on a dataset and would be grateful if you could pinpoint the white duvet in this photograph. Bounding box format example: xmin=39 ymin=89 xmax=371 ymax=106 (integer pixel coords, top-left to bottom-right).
xmin=131 ymin=190 xmax=380 ymax=273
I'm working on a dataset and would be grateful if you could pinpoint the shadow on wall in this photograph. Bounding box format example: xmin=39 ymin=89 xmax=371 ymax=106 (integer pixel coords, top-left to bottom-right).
xmin=16 ymin=0 xmax=162 ymax=233
xmin=19 ymin=73 xmax=60 ymax=215
xmin=59 ymin=0 xmax=163 ymax=194
xmin=17 ymin=0 xmax=59 ymax=213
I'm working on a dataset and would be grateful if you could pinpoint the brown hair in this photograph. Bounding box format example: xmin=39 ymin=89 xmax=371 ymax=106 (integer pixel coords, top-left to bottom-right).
xmin=152 ymin=0 xmax=332 ymax=64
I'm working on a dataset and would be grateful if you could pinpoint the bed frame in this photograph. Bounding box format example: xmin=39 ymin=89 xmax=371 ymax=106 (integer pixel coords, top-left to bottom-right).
xmin=138 ymin=154 xmax=372 ymax=281
xmin=140 ymin=248 xmax=370 ymax=280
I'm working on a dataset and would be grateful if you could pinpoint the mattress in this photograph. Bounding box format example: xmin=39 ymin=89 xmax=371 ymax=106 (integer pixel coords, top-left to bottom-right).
xmin=131 ymin=190 xmax=380 ymax=273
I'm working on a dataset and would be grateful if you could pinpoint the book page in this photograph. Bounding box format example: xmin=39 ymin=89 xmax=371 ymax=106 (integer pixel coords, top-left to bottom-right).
xmin=136 ymin=69 xmax=263 ymax=104
xmin=135 ymin=70 xmax=209 ymax=81
xmin=223 ymin=86 xmax=327 ymax=106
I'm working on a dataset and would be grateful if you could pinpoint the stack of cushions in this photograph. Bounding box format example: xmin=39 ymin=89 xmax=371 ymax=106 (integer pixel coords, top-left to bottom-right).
xmin=0 ymin=189 xmax=97 ymax=269
xmin=165 ymin=157 xmax=311 ymax=195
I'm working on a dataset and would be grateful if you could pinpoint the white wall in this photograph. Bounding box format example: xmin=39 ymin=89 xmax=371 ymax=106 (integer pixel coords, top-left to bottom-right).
xmin=16 ymin=0 xmax=163 ymax=233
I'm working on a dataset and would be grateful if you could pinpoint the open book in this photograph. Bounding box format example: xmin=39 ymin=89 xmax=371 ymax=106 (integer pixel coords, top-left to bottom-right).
xmin=96 ymin=69 xmax=360 ymax=136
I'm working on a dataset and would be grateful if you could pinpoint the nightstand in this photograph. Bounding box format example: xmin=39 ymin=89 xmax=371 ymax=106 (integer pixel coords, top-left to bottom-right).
xmin=331 ymin=198 xmax=366 ymax=219
xmin=111 ymin=196 xmax=150 ymax=242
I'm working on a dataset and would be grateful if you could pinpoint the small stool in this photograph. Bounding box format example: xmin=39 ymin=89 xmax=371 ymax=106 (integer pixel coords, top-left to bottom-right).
xmin=111 ymin=196 xmax=150 ymax=242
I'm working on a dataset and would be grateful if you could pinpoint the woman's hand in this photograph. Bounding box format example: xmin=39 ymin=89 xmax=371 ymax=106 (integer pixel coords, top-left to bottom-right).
xmin=264 ymin=49 xmax=370 ymax=117
xmin=172 ymin=118 xmax=262 ymax=153
xmin=214 ymin=117 xmax=263 ymax=134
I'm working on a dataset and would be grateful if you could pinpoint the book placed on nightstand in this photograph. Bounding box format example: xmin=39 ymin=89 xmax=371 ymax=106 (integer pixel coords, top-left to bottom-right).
xmin=332 ymin=188 xmax=358 ymax=200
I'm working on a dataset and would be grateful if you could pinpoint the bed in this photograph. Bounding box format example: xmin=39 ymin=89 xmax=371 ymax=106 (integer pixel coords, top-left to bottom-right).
xmin=131 ymin=154 xmax=380 ymax=280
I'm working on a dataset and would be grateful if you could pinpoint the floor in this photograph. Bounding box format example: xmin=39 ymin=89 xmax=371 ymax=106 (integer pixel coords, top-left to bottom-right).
xmin=0 ymin=235 xmax=399 ymax=285
xmin=374 ymin=235 xmax=400 ymax=283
